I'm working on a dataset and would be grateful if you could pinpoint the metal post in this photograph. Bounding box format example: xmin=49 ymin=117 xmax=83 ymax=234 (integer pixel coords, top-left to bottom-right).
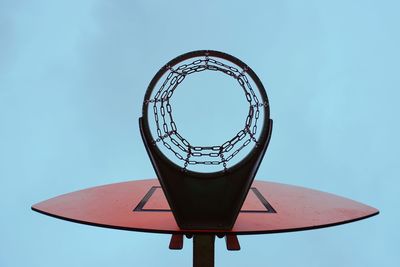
xmin=193 ymin=235 xmax=215 ymax=267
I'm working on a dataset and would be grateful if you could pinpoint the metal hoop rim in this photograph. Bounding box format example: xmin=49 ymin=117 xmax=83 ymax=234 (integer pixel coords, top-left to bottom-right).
xmin=141 ymin=50 xmax=270 ymax=177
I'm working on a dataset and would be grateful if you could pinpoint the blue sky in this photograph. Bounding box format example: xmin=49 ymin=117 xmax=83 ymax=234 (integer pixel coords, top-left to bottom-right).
xmin=0 ymin=1 xmax=398 ymax=266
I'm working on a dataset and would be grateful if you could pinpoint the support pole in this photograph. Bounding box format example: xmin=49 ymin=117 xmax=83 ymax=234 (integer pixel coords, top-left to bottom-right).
xmin=193 ymin=235 xmax=215 ymax=267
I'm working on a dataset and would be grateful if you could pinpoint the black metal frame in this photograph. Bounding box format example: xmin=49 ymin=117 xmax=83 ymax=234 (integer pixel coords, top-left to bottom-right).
xmin=140 ymin=50 xmax=273 ymax=230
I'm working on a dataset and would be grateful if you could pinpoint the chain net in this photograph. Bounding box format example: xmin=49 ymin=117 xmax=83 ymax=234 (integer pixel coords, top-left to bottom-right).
xmin=144 ymin=54 xmax=268 ymax=171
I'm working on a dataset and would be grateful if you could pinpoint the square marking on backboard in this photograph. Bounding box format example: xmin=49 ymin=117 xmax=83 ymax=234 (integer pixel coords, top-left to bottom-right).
xmin=133 ymin=186 xmax=276 ymax=213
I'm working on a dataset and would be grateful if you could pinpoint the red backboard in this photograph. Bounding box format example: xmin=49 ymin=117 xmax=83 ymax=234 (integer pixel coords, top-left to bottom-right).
xmin=32 ymin=179 xmax=378 ymax=235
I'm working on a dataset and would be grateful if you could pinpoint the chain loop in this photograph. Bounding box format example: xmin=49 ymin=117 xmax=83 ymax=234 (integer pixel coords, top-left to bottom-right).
xmin=145 ymin=54 xmax=265 ymax=170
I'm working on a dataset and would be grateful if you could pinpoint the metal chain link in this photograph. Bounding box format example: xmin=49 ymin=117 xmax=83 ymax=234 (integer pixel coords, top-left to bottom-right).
xmin=145 ymin=55 xmax=267 ymax=170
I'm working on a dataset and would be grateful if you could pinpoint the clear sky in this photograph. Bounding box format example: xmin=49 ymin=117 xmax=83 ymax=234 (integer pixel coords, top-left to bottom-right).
xmin=0 ymin=1 xmax=398 ymax=266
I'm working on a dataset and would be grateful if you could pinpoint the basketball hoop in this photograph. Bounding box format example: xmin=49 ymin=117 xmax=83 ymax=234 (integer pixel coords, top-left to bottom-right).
xmin=139 ymin=50 xmax=273 ymax=229
xmin=32 ymin=50 xmax=379 ymax=267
